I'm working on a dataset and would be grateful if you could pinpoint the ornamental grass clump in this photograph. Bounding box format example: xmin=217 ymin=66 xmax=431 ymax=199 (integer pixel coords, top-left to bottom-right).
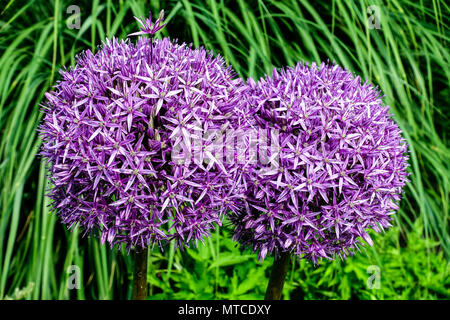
xmin=231 ymin=62 xmax=409 ymax=299
xmin=38 ymin=10 xmax=246 ymax=299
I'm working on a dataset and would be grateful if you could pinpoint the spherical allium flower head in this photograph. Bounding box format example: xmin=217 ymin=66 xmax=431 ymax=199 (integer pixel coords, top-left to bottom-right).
xmin=39 ymin=19 xmax=246 ymax=250
xmin=231 ymin=62 xmax=409 ymax=264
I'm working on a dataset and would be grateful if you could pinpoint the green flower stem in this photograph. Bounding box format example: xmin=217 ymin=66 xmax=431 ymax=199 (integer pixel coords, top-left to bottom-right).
xmin=132 ymin=248 xmax=148 ymax=300
xmin=264 ymin=252 xmax=291 ymax=300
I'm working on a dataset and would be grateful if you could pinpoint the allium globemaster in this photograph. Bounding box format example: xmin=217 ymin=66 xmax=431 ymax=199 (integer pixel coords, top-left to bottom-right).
xmin=231 ymin=62 xmax=410 ymax=265
xmin=39 ymin=12 xmax=247 ymax=251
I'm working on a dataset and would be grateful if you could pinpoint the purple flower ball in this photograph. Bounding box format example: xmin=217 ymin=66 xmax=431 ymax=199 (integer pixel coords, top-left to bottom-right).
xmin=231 ymin=62 xmax=409 ymax=264
xmin=39 ymin=35 xmax=245 ymax=250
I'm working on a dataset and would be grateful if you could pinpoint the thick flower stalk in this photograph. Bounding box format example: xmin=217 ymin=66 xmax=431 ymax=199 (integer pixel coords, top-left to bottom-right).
xmin=39 ymin=13 xmax=246 ymax=255
xmin=231 ymin=62 xmax=409 ymax=268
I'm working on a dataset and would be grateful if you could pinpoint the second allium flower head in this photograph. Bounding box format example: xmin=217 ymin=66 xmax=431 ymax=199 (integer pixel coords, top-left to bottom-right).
xmin=39 ymin=11 xmax=246 ymax=250
xmin=231 ymin=62 xmax=409 ymax=264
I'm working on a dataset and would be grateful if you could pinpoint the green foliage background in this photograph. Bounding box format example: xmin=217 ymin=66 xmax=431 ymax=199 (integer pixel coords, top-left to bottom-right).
xmin=0 ymin=0 xmax=448 ymax=300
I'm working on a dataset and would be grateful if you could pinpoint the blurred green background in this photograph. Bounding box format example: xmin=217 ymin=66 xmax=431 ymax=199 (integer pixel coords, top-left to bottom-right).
xmin=0 ymin=0 xmax=448 ymax=300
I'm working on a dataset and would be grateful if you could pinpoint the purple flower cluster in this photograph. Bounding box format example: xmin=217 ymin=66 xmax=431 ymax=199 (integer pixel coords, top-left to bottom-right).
xmin=39 ymin=9 xmax=409 ymax=263
xmin=39 ymin=29 xmax=246 ymax=249
xmin=231 ymin=62 xmax=409 ymax=264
